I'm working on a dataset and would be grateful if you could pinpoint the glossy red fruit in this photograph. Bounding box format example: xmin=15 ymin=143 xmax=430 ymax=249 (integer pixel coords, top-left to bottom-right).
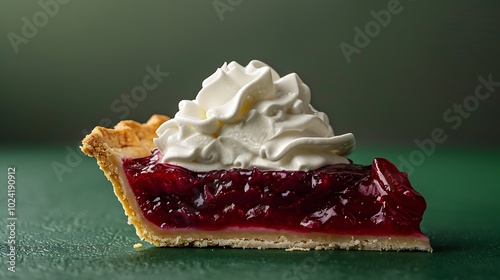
xmin=123 ymin=149 xmax=427 ymax=236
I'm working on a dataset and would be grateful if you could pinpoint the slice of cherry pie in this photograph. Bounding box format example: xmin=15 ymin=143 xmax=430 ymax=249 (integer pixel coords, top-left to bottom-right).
xmin=81 ymin=114 xmax=430 ymax=251
xmin=81 ymin=60 xmax=431 ymax=251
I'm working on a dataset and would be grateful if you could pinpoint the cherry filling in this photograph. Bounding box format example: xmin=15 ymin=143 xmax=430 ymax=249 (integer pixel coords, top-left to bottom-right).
xmin=123 ymin=149 xmax=427 ymax=236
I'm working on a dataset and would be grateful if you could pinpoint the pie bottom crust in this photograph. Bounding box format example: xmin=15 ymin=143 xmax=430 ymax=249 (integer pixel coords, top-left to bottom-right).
xmin=81 ymin=114 xmax=432 ymax=252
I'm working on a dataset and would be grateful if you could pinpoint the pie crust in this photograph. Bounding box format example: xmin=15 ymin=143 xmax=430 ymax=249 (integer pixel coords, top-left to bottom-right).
xmin=81 ymin=115 xmax=432 ymax=251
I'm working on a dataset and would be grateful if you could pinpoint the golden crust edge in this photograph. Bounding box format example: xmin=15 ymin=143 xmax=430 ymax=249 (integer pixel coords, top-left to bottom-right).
xmin=80 ymin=114 xmax=169 ymax=159
xmin=141 ymin=229 xmax=432 ymax=251
xmin=80 ymin=114 xmax=432 ymax=252
xmin=80 ymin=114 xmax=170 ymax=245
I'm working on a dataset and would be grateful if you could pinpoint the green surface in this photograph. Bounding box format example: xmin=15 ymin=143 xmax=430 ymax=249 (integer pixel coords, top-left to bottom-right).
xmin=1 ymin=146 xmax=500 ymax=280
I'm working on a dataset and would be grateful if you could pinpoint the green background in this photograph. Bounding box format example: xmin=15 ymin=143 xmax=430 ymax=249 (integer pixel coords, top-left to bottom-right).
xmin=0 ymin=0 xmax=499 ymax=145
xmin=1 ymin=1 xmax=500 ymax=279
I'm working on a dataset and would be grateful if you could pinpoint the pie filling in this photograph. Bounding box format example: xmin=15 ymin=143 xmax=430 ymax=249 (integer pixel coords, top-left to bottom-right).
xmin=123 ymin=149 xmax=427 ymax=237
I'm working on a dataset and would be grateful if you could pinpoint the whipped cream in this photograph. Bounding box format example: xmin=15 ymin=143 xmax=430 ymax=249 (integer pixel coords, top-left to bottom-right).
xmin=154 ymin=60 xmax=355 ymax=171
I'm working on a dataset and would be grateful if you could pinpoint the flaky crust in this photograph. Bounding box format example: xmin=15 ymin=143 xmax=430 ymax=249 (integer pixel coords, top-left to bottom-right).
xmin=81 ymin=114 xmax=431 ymax=252
xmin=81 ymin=114 xmax=169 ymax=160
xmin=81 ymin=114 xmax=170 ymax=248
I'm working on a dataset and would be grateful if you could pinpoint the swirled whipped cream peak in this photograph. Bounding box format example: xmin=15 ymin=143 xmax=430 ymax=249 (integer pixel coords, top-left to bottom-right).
xmin=154 ymin=60 xmax=355 ymax=172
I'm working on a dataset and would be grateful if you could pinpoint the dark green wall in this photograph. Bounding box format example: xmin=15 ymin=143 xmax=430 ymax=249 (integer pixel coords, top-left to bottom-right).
xmin=1 ymin=0 xmax=499 ymax=146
